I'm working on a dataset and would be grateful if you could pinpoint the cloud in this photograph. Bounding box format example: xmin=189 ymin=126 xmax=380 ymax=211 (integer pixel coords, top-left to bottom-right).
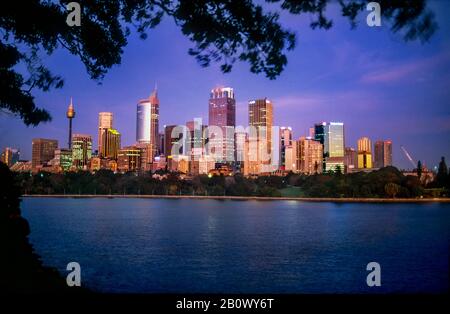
xmin=360 ymin=51 xmax=450 ymax=84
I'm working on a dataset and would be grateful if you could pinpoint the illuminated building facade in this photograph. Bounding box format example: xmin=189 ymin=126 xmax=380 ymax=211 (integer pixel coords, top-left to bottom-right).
xmin=344 ymin=147 xmax=357 ymax=173
xmin=249 ymin=98 xmax=274 ymax=173
xmin=136 ymin=87 xmax=159 ymax=160
xmin=117 ymin=146 xmax=141 ymax=172
xmin=297 ymin=137 xmax=323 ymax=174
xmin=101 ymin=128 xmax=121 ymax=159
xmin=54 ymin=148 xmax=73 ymax=172
xmin=279 ymin=126 xmax=292 ymax=170
xmin=72 ymin=134 xmax=92 ymax=169
xmin=357 ymin=137 xmax=373 ymax=169
xmin=315 ymin=122 xmax=345 ymax=172
xmin=1 ymin=147 xmax=20 ymax=167
xmin=284 ymin=141 xmax=297 ymax=172
xmin=32 ymin=138 xmax=58 ymax=172
xmin=374 ymin=140 xmax=392 ymax=168
xmin=98 ymin=112 xmax=113 ymax=156
xmin=209 ymin=87 xmax=236 ymax=163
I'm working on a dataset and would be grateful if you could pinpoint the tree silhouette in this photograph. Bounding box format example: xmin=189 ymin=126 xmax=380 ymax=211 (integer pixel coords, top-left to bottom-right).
xmin=417 ymin=160 xmax=422 ymax=180
xmin=0 ymin=162 xmax=73 ymax=292
xmin=1 ymin=0 xmax=437 ymax=125
xmin=435 ymin=156 xmax=448 ymax=187
xmin=385 ymin=182 xmax=400 ymax=198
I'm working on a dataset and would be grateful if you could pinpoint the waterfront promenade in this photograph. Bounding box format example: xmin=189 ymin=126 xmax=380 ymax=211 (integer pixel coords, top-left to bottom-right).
xmin=22 ymin=194 xmax=450 ymax=203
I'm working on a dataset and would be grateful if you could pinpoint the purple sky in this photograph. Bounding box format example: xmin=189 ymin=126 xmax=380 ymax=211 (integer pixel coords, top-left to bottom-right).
xmin=1 ymin=1 xmax=449 ymax=170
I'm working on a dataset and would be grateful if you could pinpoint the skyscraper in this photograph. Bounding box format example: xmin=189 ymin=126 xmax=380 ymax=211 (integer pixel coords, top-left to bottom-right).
xmin=324 ymin=122 xmax=345 ymax=172
xmin=249 ymin=98 xmax=274 ymax=173
xmin=32 ymin=138 xmax=58 ymax=172
xmin=117 ymin=146 xmax=141 ymax=173
xmin=66 ymin=98 xmax=75 ymax=149
xmin=1 ymin=147 xmax=20 ymax=167
xmin=374 ymin=140 xmax=393 ymax=168
xmin=186 ymin=118 xmax=207 ymax=159
xmin=314 ymin=123 xmax=326 ymax=145
xmin=136 ymin=87 xmax=159 ymax=159
xmin=297 ymin=137 xmax=323 ymax=174
xmin=235 ymin=131 xmax=247 ymax=171
xmin=208 ymin=87 xmax=236 ymax=163
xmin=279 ymin=126 xmax=292 ymax=170
xmin=101 ymin=128 xmax=121 ymax=159
xmin=285 ymin=140 xmax=297 ymax=172
xmin=158 ymin=132 xmax=165 ymax=156
xmin=54 ymin=148 xmax=73 ymax=172
xmin=98 ymin=112 xmax=113 ymax=156
xmin=72 ymin=134 xmax=92 ymax=169
xmin=315 ymin=122 xmax=345 ymax=172
xmin=344 ymin=147 xmax=357 ymax=173
xmin=357 ymin=137 xmax=372 ymax=169
xmin=186 ymin=119 xmax=207 ymax=174
xmin=164 ymin=124 xmax=187 ymax=158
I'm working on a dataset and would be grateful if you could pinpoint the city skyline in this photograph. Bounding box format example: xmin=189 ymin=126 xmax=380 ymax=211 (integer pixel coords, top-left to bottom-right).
xmin=0 ymin=84 xmax=442 ymax=171
xmin=0 ymin=2 xmax=449 ymax=169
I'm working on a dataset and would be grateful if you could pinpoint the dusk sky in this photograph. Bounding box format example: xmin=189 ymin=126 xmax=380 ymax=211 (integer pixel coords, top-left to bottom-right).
xmin=1 ymin=1 xmax=449 ymax=170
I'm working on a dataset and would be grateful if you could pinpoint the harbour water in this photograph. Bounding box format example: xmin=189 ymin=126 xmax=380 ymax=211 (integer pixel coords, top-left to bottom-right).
xmin=21 ymin=197 xmax=449 ymax=293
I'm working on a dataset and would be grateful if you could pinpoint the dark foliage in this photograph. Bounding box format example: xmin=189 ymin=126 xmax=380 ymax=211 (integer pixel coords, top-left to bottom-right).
xmin=16 ymin=166 xmax=427 ymax=198
xmin=0 ymin=162 xmax=85 ymax=292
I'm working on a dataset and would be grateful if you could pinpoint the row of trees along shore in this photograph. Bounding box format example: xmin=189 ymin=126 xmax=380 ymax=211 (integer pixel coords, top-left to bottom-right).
xmin=13 ymin=162 xmax=450 ymax=198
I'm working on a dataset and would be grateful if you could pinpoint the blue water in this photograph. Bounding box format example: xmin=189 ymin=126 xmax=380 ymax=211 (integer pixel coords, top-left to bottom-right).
xmin=21 ymin=198 xmax=449 ymax=293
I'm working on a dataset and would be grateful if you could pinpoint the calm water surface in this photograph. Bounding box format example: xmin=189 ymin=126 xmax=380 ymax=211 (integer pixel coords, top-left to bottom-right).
xmin=21 ymin=198 xmax=449 ymax=293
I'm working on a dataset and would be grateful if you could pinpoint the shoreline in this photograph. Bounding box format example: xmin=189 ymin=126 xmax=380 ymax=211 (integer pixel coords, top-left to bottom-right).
xmin=22 ymin=194 xmax=450 ymax=203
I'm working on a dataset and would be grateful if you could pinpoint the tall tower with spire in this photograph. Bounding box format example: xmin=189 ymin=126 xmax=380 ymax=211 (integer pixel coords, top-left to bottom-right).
xmin=66 ymin=97 xmax=75 ymax=149
xmin=136 ymin=85 xmax=159 ymax=159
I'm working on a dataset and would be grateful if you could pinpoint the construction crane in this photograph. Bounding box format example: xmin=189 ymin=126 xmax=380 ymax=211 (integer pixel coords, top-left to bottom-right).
xmin=401 ymin=146 xmax=417 ymax=168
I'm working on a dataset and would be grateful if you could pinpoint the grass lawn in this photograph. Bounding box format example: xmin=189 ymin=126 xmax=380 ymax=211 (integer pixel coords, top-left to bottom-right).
xmin=279 ymin=186 xmax=304 ymax=197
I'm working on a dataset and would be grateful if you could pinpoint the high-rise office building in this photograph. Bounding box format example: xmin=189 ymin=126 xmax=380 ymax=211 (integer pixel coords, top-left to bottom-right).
xmin=209 ymin=87 xmax=236 ymax=163
xmin=357 ymin=137 xmax=372 ymax=169
xmin=296 ymin=137 xmax=323 ymax=174
xmin=243 ymin=136 xmax=259 ymax=176
xmin=66 ymin=98 xmax=75 ymax=149
xmin=32 ymin=138 xmax=58 ymax=171
xmin=101 ymin=128 xmax=121 ymax=159
xmin=186 ymin=119 xmax=207 ymax=159
xmin=164 ymin=125 xmax=187 ymax=158
xmin=285 ymin=140 xmax=297 ymax=172
xmin=374 ymin=140 xmax=393 ymax=168
xmin=324 ymin=122 xmax=345 ymax=172
xmin=344 ymin=147 xmax=357 ymax=173
xmin=54 ymin=148 xmax=73 ymax=172
xmin=135 ymin=143 xmax=153 ymax=172
xmin=315 ymin=122 xmax=345 ymax=172
xmin=186 ymin=119 xmax=207 ymax=174
xmin=235 ymin=131 xmax=247 ymax=171
xmin=72 ymin=134 xmax=92 ymax=169
xmin=98 ymin=112 xmax=113 ymax=156
xmin=314 ymin=123 xmax=326 ymax=145
xmin=279 ymin=126 xmax=292 ymax=170
xmin=136 ymin=87 xmax=159 ymax=160
xmin=249 ymin=98 xmax=274 ymax=173
xmin=1 ymin=147 xmax=20 ymax=167
xmin=158 ymin=132 xmax=165 ymax=156
xmin=117 ymin=146 xmax=141 ymax=173
xmin=164 ymin=124 xmax=190 ymax=170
